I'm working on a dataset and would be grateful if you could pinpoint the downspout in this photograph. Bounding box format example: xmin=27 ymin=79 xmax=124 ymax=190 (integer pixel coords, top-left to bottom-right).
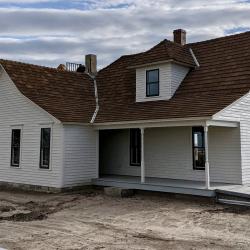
xmin=189 ymin=48 xmax=200 ymax=68
xmin=0 ymin=64 xmax=4 ymax=77
xmin=89 ymin=74 xmax=99 ymax=124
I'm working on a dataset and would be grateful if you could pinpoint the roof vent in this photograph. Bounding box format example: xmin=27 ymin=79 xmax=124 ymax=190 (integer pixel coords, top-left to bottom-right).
xmin=173 ymin=29 xmax=186 ymax=45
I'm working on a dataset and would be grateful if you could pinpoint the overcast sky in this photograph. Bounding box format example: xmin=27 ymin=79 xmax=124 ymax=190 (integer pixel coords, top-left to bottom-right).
xmin=0 ymin=0 xmax=250 ymax=68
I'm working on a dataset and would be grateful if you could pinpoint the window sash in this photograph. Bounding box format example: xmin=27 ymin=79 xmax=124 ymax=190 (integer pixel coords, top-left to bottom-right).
xmin=40 ymin=128 xmax=51 ymax=169
xmin=146 ymin=69 xmax=159 ymax=97
xmin=192 ymin=127 xmax=205 ymax=170
xmin=130 ymin=129 xmax=141 ymax=166
xmin=147 ymin=82 xmax=159 ymax=97
xmin=11 ymin=129 xmax=21 ymax=167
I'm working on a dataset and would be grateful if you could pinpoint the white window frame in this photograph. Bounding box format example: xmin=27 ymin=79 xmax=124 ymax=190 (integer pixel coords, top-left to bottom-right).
xmin=39 ymin=124 xmax=53 ymax=171
xmin=9 ymin=125 xmax=23 ymax=168
xmin=146 ymin=68 xmax=160 ymax=97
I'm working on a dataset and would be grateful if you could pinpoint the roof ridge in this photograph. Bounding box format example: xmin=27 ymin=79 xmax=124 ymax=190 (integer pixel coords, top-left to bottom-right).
xmin=165 ymin=40 xmax=175 ymax=58
xmin=187 ymin=30 xmax=250 ymax=46
xmin=0 ymin=58 xmax=57 ymax=71
xmin=0 ymin=58 xmax=85 ymax=76
xmin=98 ymin=41 xmax=168 ymax=72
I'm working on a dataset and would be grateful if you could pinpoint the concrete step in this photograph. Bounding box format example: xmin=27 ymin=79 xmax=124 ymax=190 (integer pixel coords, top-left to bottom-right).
xmin=217 ymin=198 xmax=250 ymax=207
xmin=104 ymin=187 xmax=135 ymax=198
xmin=216 ymin=189 xmax=250 ymax=207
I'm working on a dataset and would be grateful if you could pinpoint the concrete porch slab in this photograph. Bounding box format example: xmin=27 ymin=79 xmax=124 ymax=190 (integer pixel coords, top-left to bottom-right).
xmin=92 ymin=175 xmax=235 ymax=197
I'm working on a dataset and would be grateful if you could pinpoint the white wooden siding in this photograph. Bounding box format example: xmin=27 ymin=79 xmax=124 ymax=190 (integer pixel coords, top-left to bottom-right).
xmin=100 ymin=126 xmax=241 ymax=184
xmin=0 ymin=66 xmax=64 ymax=188
xmin=136 ymin=63 xmax=189 ymax=102
xmin=171 ymin=64 xmax=190 ymax=96
xmin=63 ymin=125 xmax=98 ymax=187
xmin=214 ymin=92 xmax=250 ymax=185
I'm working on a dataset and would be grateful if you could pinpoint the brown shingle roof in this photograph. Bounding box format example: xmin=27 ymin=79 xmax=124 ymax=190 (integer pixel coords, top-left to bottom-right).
xmin=95 ymin=31 xmax=250 ymax=123
xmin=129 ymin=39 xmax=196 ymax=68
xmin=1 ymin=31 xmax=250 ymax=124
xmin=0 ymin=59 xmax=96 ymax=123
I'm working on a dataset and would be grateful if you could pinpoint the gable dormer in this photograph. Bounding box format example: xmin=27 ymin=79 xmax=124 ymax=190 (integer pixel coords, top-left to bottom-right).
xmin=135 ymin=62 xmax=191 ymax=102
xmin=130 ymin=29 xmax=197 ymax=102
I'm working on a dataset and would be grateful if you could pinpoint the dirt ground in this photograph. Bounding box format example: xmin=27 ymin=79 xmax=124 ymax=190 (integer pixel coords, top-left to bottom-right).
xmin=0 ymin=189 xmax=250 ymax=250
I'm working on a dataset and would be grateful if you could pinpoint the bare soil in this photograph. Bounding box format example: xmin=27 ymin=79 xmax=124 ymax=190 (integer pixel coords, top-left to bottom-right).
xmin=0 ymin=189 xmax=250 ymax=250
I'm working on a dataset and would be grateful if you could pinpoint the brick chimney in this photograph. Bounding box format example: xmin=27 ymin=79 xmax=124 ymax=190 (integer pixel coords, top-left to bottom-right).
xmin=85 ymin=54 xmax=97 ymax=76
xmin=173 ymin=29 xmax=186 ymax=45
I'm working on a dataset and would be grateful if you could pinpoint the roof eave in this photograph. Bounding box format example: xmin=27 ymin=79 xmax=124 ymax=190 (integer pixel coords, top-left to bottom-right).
xmin=92 ymin=116 xmax=212 ymax=130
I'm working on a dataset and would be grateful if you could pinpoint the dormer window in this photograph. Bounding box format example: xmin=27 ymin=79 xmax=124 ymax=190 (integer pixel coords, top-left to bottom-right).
xmin=146 ymin=69 xmax=159 ymax=97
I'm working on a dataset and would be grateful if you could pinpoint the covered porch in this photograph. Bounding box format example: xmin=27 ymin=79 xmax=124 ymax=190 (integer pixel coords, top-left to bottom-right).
xmin=94 ymin=118 xmax=241 ymax=197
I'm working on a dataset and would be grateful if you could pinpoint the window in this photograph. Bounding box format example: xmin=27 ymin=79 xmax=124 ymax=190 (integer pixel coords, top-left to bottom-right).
xmin=40 ymin=128 xmax=51 ymax=169
xmin=146 ymin=69 xmax=159 ymax=97
xmin=130 ymin=129 xmax=141 ymax=166
xmin=192 ymin=127 xmax=205 ymax=170
xmin=11 ymin=129 xmax=21 ymax=167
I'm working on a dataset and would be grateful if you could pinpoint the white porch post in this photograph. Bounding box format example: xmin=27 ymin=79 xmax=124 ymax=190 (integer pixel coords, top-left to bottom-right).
xmin=204 ymin=125 xmax=210 ymax=189
xmin=141 ymin=128 xmax=145 ymax=183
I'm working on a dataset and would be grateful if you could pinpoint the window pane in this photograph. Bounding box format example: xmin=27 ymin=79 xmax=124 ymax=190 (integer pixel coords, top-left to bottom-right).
xmin=40 ymin=128 xmax=51 ymax=169
xmin=193 ymin=148 xmax=205 ymax=169
xmin=13 ymin=130 xmax=21 ymax=146
xmin=147 ymin=70 xmax=159 ymax=83
xmin=193 ymin=128 xmax=204 ymax=147
xmin=42 ymin=148 xmax=50 ymax=166
xmin=12 ymin=147 xmax=20 ymax=165
xmin=130 ymin=129 xmax=141 ymax=166
xmin=148 ymin=83 xmax=159 ymax=96
xmin=192 ymin=127 xmax=205 ymax=170
xmin=11 ymin=129 xmax=21 ymax=167
xmin=42 ymin=128 xmax=51 ymax=147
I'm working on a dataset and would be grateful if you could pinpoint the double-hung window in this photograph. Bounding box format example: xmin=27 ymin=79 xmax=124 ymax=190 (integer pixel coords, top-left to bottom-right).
xmin=11 ymin=129 xmax=21 ymax=167
xmin=130 ymin=129 xmax=141 ymax=166
xmin=146 ymin=69 xmax=159 ymax=97
xmin=192 ymin=127 xmax=205 ymax=170
xmin=40 ymin=128 xmax=51 ymax=169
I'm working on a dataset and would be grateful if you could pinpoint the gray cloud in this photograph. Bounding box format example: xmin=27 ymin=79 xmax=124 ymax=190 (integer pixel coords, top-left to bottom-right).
xmin=0 ymin=0 xmax=250 ymax=68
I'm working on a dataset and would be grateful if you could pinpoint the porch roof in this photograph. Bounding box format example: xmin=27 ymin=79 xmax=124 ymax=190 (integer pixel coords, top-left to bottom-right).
xmin=94 ymin=117 xmax=239 ymax=130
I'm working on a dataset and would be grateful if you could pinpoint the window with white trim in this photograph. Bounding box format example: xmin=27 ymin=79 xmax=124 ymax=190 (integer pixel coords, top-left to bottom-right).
xmin=130 ymin=129 xmax=141 ymax=166
xmin=146 ymin=69 xmax=159 ymax=97
xmin=192 ymin=127 xmax=205 ymax=170
xmin=39 ymin=128 xmax=51 ymax=169
xmin=10 ymin=129 xmax=21 ymax=167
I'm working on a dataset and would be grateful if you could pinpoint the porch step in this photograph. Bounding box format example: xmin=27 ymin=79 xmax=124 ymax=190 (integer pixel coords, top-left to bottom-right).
xmin=104 ymin=187 xmax=134 ymax=198
xmin=216 ymin=188 xmax=250 ymax=207
xmin=217 ymin=198 xmax=250 ymax=207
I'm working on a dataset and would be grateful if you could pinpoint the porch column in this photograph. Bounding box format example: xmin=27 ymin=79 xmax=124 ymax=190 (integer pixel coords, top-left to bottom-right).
xmin=204 ymin=125 xmax=210 ymax=189
xmin=141 ymin=128 xmax=145 ymax=183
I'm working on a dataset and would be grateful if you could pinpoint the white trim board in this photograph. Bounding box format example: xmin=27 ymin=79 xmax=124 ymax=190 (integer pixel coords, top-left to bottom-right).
xmin=94 ymin=118 xmax=238 ymax=130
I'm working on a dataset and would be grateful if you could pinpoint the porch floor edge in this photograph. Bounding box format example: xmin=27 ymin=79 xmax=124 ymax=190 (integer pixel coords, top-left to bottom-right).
xmin=92 ymin=178 xmax=216 ymax=197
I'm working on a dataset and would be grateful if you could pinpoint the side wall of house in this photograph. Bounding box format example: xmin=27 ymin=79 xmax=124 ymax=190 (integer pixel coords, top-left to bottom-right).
xmin=100 ymin=126 xmax=241 ymax=184
xmin=0 ymin=67 xmax=64 ymax=188
xmin=63 ymin=124 xmax=98 ymax=187
xmin=171 ymin=64 xmax=190 ymax=96
xmin=213 ymin=92 xmax=250 ymax=185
